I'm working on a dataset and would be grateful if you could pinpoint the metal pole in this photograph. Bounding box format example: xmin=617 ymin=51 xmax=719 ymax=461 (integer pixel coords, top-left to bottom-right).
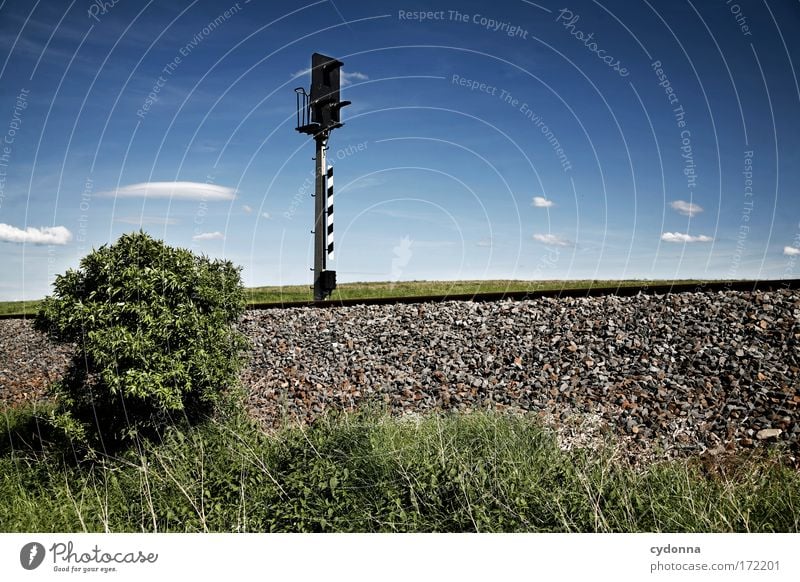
xmin=313 ymin=132 xmax=327 ymax=300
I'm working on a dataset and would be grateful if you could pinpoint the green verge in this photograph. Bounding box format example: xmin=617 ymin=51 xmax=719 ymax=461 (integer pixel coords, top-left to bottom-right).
xmin=0 ymin=300 xmax=41 ymax=317
xmin=0 ymin=280 xmax=711 ymax=317
xmin=247 ymin=279 xmax=709 ymax=304
xmin=1 ymin=406 xmax=797 ymax=533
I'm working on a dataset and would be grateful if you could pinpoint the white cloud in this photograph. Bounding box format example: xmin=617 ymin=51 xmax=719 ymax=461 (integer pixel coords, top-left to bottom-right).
xmin=661 ymin=232 xmax=713 ymax=243
xmin=242 ymin=205 xmax=253 ymax=214
xmin=261 ymin=212 xmax=271 ymax=219
xmin=114 ymin=216 xmax=177 ymax=226
xmin=670 ymin=200 xmax=704 ymax=217
xmin=783 ymin=246 xmax=800 ymax=256
xmin=192 ymin=231 xmax=224 ymax=241
xmin=531 ymin=196 xmax=554 ymax=208
xmin=0 ymin=223 xmax=72 ymax=245
xmin=100 ymin=182 xmax=236 ymax=201
xmin=341 ymin=71 xmax=368 ymax=86
xmin=476 ymin=238 xmax=492 ymax=247
xmin=532 ymin=233 xmax=572 ymax=247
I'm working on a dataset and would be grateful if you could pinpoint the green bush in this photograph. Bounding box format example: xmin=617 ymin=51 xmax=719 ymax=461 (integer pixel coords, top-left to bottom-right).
xmin=35 ymin=231 xmax=248 ymax=448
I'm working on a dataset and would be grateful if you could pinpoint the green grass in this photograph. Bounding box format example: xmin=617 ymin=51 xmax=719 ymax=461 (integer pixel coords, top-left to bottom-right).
xmin=1 ymin=405 xmax=797 ymax=532
xmin=247 ymin=279 xmax=709 ymax=304
xmin=0 ymin=300 xmax=41 ymax=317
xmin=0 ymin=279 xmax=716 ymax=316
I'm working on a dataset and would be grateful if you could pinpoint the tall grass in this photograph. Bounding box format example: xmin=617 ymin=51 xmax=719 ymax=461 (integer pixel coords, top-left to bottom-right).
xmin=1 ymin=407 xmax=797 ymax=532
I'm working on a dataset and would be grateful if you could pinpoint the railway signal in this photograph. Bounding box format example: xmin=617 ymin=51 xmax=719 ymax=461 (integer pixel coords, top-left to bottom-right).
xmin=294 ymin=52 xmax=351 ymax=300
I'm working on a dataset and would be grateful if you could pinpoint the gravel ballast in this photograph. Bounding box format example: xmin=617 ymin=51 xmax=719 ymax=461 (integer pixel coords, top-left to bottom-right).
xmin=2 ymin=289 xmax=798 ymax=461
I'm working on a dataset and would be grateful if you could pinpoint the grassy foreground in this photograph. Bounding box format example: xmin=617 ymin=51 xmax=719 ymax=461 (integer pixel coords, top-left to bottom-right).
xmin=1 ymin=406 xmax=797 ymax=533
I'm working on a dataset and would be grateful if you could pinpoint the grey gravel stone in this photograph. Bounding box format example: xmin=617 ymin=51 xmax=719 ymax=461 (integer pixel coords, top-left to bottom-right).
xmin=756 ymin=428 xmax=782 ymax=440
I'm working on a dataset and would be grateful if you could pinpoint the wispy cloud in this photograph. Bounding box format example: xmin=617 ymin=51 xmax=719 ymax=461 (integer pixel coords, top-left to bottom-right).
xmin=783 ymin=246 xmax=800 ymax=256
xmin=533 ymin=233 xmax=572 ymax=247
xmin=476 ymin=238 xmax=492 ymax=247
xmin=192 ymin=231 xmax=224 ymax=241
xmin=531 ymin=196 xmax=554 ymax=208
xmin=99 ymin=182 xmax=236 ymax=201
xmin=661 ymin=231 xmax=713 ymax=243
xmin=242 ymin=205 xmax=253 ymax=214
xmin=114 ymin=216 xmax=178 ymax=226
xmin=341 ymin=71 xmax=368 ymax=86
xmin=0 ymin=224 xmax=72 ymax=245
xmin=339 ymin=176 xmax=385 ymax=192
xmin=261 ymin=212 xmax=271 ymax=219
xmin=670 ymin=200 xmax=704 ymax=217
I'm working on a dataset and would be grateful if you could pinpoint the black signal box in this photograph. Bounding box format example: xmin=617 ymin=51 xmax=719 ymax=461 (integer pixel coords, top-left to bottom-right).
xmin=320 ymin=269 xmax=337 ymax=296
xmin=310 ymin=53 xmax=351 ymax=131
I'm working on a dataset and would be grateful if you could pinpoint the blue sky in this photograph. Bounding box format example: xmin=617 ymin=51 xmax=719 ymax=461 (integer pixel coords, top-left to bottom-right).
xmin=0 ymin=0 xmax=798 ymax=300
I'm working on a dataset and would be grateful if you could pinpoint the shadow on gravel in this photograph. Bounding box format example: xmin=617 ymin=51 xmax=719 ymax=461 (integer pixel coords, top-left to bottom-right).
xmin=1 ymin=359 xmax=199 ymax=465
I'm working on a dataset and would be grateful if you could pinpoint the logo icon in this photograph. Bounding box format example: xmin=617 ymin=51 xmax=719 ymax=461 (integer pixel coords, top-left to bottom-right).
xmin=20 ymin=542 xmax=46 ymax=570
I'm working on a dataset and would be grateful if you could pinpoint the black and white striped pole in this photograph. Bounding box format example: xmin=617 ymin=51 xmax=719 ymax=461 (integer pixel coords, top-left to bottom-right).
xmin=326 ymin=164 xmax=334 ymax=260
xmin=294 ymin=52 xmax=350 ymax=300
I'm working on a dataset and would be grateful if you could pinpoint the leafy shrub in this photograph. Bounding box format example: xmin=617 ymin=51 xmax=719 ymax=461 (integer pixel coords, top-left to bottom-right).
xmin=35 ymin=231 xmax=248 ymax=447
